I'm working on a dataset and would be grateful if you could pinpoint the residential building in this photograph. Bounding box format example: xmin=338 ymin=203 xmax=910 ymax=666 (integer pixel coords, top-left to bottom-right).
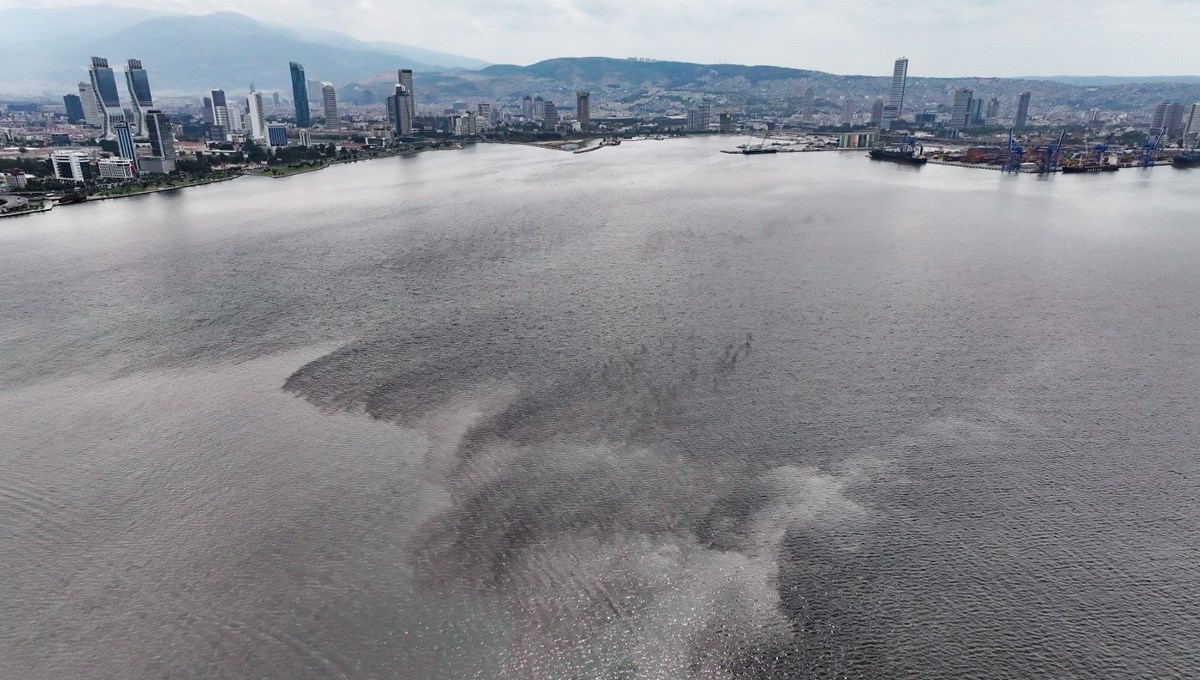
xmin=1151 ymin=102 xmax=1187 ymax=138
xmin=951 ymin=89 xmax=974 ymax=128
xmin=802 ymin=87 xmax=815 ymax=122
xmin=87 ymin=57 xmax=125 ymax=137
xmin=124 ymin=59 xmax=154 ymax=136
xmin=534 ymin=96 xmax=545 ymax=120
xmin=1015 ymin=92 xmax=1031 ymax=128
xmin=63 ymin=94 xmax=85 ymax=124
xmin=97 ymin=157 xmax=137 ymax=180
xmin=290 ymin=62 xmax=311 ymax=127
xmin=576 ymin=91 xmax=591 ymax=132
xmin=321 ymin=82 xmax=338 ymax=128
xmin=841 ymin=98 xmax=853 ymax=125
xmin=687 ymin=103 xmax=711 ymax=132
xmin=985 ymin=97 xmax=1001 ymax=123
xmin=51 ymin=150 xmax=93 ymax=182
xmin=477 ymin=102 xmax=496 ymax=128
xmin=247 ymin=91 xmax=267 ymax=141
xmin=522 ymin=95 xmax=534 ymax=119
xmin=542 ymin=101 xmax=558 ymax=130
xmin=882 ymin=57 xmax=908 ymax=130
xmin=719 ymin=112 xmax=733 ymax=134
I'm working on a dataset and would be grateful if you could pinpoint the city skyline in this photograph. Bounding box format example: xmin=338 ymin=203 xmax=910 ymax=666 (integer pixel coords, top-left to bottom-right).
xmin=3 ymin=0 xmax=1199 ymax=78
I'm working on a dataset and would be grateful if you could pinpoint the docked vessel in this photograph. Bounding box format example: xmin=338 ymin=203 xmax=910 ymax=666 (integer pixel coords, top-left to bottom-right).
xmin=1172 ymin=153 xmax=1200 ymax=168
xmin=868 ymin=147 xmax=927 ymax=165
xmin=1061 ymin=163 xmax=1119 ymax=174
xmin=740 ymin=147 xmax=778 ymax=155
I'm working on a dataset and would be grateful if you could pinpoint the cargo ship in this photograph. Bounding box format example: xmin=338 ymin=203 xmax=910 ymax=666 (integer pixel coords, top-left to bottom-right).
xmin=740 ymin=147 xmax=778 ymax=155
xmin=868 ymin=147 xmax=927 ymax=165
xmin=1060 ymin=163 xmax=1119 ymax=174
xmin=1172 ymin=153 xmax=1200 ymax=168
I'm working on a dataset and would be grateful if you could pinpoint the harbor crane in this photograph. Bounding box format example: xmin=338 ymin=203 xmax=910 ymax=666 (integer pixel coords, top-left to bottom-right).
xmin=1141 ymin=129 xmax=1166 ymax=168
xmin=1002 ymin=129 xmax=1024 ymax=173
xmin=1038 ymin=130 xmax=1066 ymax=174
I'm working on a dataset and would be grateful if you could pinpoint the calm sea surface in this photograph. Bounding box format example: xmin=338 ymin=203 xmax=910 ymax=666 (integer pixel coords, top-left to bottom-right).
xmin=2 ymin=138 xmax=1199 ymax=679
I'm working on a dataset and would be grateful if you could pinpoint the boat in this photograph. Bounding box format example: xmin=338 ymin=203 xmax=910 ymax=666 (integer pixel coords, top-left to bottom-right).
xmin=1173 ymin=153 xmax=1200 ymax=168
xmin=868 ymin=147 xmax=927 ymax=165
xmin=1061 ymin=163 xmax=1119 ymax=174
xmin=740 ymin=147 xmax=778 ymax=155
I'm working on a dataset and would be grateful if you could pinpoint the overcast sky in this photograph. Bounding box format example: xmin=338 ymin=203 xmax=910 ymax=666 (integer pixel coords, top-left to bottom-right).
xmin=5 ymin=0 xmax=1197 ymax=77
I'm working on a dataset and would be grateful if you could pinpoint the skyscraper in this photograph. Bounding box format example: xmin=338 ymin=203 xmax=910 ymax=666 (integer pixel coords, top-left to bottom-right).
xmin=951 ymin=89 xmax=974 ymax=128
xmin=63 ymin=94 xmax=85 ymax=124
xmin=1186 ymin=103 xmax=1200 ymax=138
xmin=113 ymin=121 xmax=138 ymax=172
xmin=209 ymin=88 xmax=230 ymax=131
xmin=321 ymin=82 xmax=339 ymax=128
xmin=88 ymin=57 xmax=125 ymax=137
xmin=247 ymin=91 xmax=267 ymax=141
xmin=290 ymin=62 xmax=311 ymax=128
xmin=124 ymin=59 xmax=154 ymax=136
xmin=542 ymin=101 xmax=558 ymax=130
xmin=387 ymin=84 xmax=414 ymax=137
xmin=841 ymin=98 xmax=853 ymax=125
xmin=201 ymin=97 xmax=214 ymax=125
xmin=534 ymin=96 xmax=545 ymax=120
xmin=522 ymin=95 xmax=534 ymax=119
xmin=145 ymin=110 xmax=176 ymax=160
xmin=985 ymin=97 xmax=1001 ymax=123
xmin=881 ymin=57 xmax=908 ymax=130
xmin=78 ymin=81 xmax=102 ymax=127
xmin=576 ymin=91 xmax=591 ymax=132
xmin=398 ymin=69 xmax=414 ymax=103
xmin=802 ymin=87 xmax=815 ymax=122
xmin=1015 ymin=92 xmax=1031 ymax=129
xmin=870 ymin=98 xmax=884 ymax=126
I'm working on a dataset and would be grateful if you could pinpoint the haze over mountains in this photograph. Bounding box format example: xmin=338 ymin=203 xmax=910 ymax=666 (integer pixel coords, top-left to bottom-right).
xmin=0 ymin=5 xmax=488 ymax=94
xmin=2 ymin=4 xmax=1198 ymax=116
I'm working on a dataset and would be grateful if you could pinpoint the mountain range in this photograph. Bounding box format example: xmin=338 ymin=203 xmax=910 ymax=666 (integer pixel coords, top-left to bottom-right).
xmin=0 ymin=5 xmax=488 ymax=95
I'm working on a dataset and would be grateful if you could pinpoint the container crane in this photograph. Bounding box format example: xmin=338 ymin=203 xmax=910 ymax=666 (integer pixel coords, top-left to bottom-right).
xmin=1141 ymin=129 xmax=1165 ymax=168
xmin=1002 ymin=129 xmax=1024 ymax=173
xmin=1038 ymin=130 xmax=1066 ymax=174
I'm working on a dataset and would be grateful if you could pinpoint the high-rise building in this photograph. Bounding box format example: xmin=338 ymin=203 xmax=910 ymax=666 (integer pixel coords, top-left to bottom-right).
xmin=247 ymin=91 xmax=267 ymax=141
xmin=387 ymin=83 xmax=414 ymax=137
xmin=1152 ymin=102 xmax=1187 ymax=138
xmin=113 ymin=121 xmax=138 ymax=172
xmin=87 ymin=57 xmax=125 ymax=137
xmin=477 ymin=102 xmax=496 ymax=127
xmin=841 ymin=98 xmax=853 ymax=125
xmin=272 ymin=92 xmax=281 ymax=108
xmin=290 ymin=62 xmax=311 ymax=127
xmin=881 ymin=57 xmax=908 ymax=130
xmin=320 ymin=82 xmax=339 ymax=128
xmin=534 ymin=96 xmax=545 ymax=120
xmin=522 ymin=95 xmax=534 ymax=119
xmin=78 ymin=81 xmax=102 ymax=127
xmin=395 ymin=69 xmax=416 ymax=130
xmin=267 ymin=123 xmax=289 ymax=148
xmin=144 ymin=110 xmax=176 ymax=163
xmin=542 ymin=101 xmax=558 ymax=130
xmin=802 ymin=87 xmax=815 ymax=122
xmin=209 ymin=88 xmax=230 ymax=136
xmin=870 ymin=98 xmax=884 ymax=126
xmin=970 ymin=97 xmax=984 ymax=126
xmin=985 ymin=97 xmax=1001 ymax=123
xmin=951 ymin=89 xmax=974 ymax=128
xmin=201 ymin=97 xmax=215 ymax=125
xmin=576 ymin=91 xmax=591 ymax=132
xmin=1186 ymin=103 xmax=1200 ymax=138
xmin=52 ymin=151 xmax=94 ymax=182
xmin=687 ymin=103 xmax=711 ymax=132
xmin=124 ymin=59 xmax=154 ymax=136
xmin=1015 ymin=92 xmax=1031 ymax=129
xmin=719 ymin=112 xmax=733 ymax=134
xmin=63 ymin=94 xmax=85 ymax=123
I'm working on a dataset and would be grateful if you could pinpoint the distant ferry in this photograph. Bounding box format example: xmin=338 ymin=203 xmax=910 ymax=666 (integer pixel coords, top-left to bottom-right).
xmin=1061 ymin=163 xmax=1119 ymax=174
xmin=868 ymin=147 xmax=927 ymax=165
